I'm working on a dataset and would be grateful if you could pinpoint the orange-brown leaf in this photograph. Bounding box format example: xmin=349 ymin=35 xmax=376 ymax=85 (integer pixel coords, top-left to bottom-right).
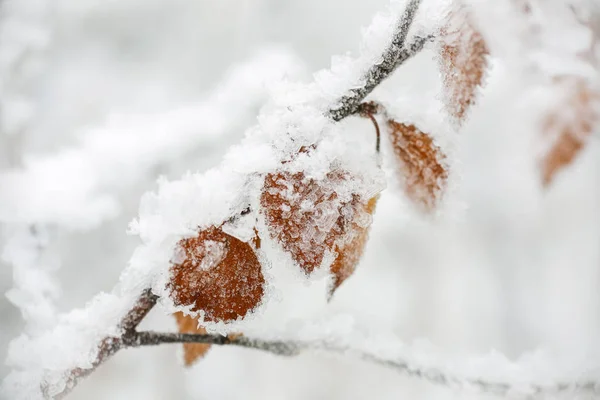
xmin=540 ymin=78 xmax=598 ymax=186
xmin=174 ymin=312 xmax=211 ymax=366
xmin=329 ymin=195 xmax=378 ymax=294
xmin=439 ymin=9 xmax=488 ymax=124
xmin=261 ymin=172 xmax=347 ymax=275
xmin=169 ymin=226 xmax=265 ymax=323
xmin=387 ymin=120 xmax=448 ymax=211
xmin=261 ymin=171 xmax=377 ymax=294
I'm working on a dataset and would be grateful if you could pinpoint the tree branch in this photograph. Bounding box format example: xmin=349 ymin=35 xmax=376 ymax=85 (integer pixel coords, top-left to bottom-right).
xmin=53 ymin=287 xmax=600 ymax=399
xmin=51 ymin=289 xmax=158 ymax=400
xmin=118 ymin=330 xmax=600 ymax=398
xmin=131 ymin=331 xmax=301 ymax=356
xmin=119 ymin=289 xmax=159 ymax=332
xmin=328 ymin=0 xmax=429 ymax=121
xmin=53 ymin=284 xmax=600 ymax=400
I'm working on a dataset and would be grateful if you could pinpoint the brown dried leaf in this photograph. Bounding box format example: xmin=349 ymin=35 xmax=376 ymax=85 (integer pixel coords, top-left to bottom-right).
xmin=329 ymin=195 xmax=378 ymax=294
xmin=173 ymin=313 xmax=245 ymax=366
xmin=174 ymin=312 xmax=211 ymax=366
xmin=439 ymin=8 xmax=488 ymax=124
xmin=540 ymin=78 xmax=598 ymax=186
xmin=261 ymin=171 xmax=346 ymax=275
xmin=387 ymin=120 xmax=448 ymax=211
xmin=261 ymin=171 xmax=377 ymax=294
xmin=169 ymin=226 xmax=265 ymax=322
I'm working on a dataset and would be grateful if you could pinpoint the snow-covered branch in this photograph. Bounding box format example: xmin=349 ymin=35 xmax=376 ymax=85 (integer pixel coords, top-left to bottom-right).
xmin=114 ymin=331 xmax=600 ymax=399
xmin=55 ymin=315 xmax=600 ymax=400
xmin=329 ymin=0 xmax=428 ymax=121
xmin=49 ymin=289 xmax=159 ymax=400
xmin=40 ymin=288 xmax=600 ymax=400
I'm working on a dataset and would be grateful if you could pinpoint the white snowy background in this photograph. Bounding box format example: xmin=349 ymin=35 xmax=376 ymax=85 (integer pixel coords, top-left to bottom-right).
xmin=1 ymin=0 xmax=599 ymax=399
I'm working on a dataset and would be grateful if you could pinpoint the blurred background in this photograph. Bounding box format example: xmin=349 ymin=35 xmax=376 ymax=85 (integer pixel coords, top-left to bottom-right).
xmin=1 ymin=0 xmax=599 ymax=399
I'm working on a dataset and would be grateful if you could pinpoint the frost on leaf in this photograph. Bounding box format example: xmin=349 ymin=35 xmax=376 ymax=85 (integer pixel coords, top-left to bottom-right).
xmin=540 ymin=78 xmax=599 ymax=186
xmin=168 ymin=226 xmax=265 ymax=322
xmin=438 ymin=6 xmax=488 ymax=125
xmin=261 ymin=171 xmax=377 ymax=294
xmin=174 ymin=312 xmax=211 ymax=366
xmin=329 ymin=195 xmax=378 ymax=294
xmin=387 ymin=120 xmax=448 ymax=211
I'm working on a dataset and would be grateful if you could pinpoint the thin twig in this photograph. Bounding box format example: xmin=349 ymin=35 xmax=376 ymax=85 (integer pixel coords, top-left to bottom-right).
xmin=328 ymin=34 xmax=432 ymax=121
xmin=357 ymin=102 xmax=383 ymax=153
xmin=328 ymin=0 xmax=428 ymax=121
xmin=51 ymin=293 xmax=600 ymax=399
xmin=51 ymin=290 xmax=158 ymax=399
xmin=119 ymin=288 xmax=159 ymax=331
xmin=56 ymin=305 xmax=600 ymax=400
xmin=117 ymin=330 xmax=599 ymax=399
xmin=131 ymin=331 xmax=301 ymax=356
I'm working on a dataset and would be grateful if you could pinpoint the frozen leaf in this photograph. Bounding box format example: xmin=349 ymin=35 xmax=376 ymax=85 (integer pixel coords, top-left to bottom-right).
xmin=439 ymin=5 xmax=488 ymax=125
xmin=387 ymin=120 xmax=448 ymax=211
xmin=174 ymin=312 xmax=211 ymax=366
xmin=261 ymin=171 xmax=377 ymax=294
xmin=329 ymin=195 xmax=378 ymax=294
xmin=261 ymin=171 xmax=346 ymax=275
xmin=168 ymin=226 xmax=265 ymax=322
xmin=540 ymin=77 xmax=599 ymax=186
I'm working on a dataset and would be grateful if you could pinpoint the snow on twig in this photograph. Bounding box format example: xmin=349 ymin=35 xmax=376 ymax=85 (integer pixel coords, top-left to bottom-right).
xmin=123 ymin=330 xmax=600 ymax=399
xmin=328 ymin=0 xmax=428 ymax=121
